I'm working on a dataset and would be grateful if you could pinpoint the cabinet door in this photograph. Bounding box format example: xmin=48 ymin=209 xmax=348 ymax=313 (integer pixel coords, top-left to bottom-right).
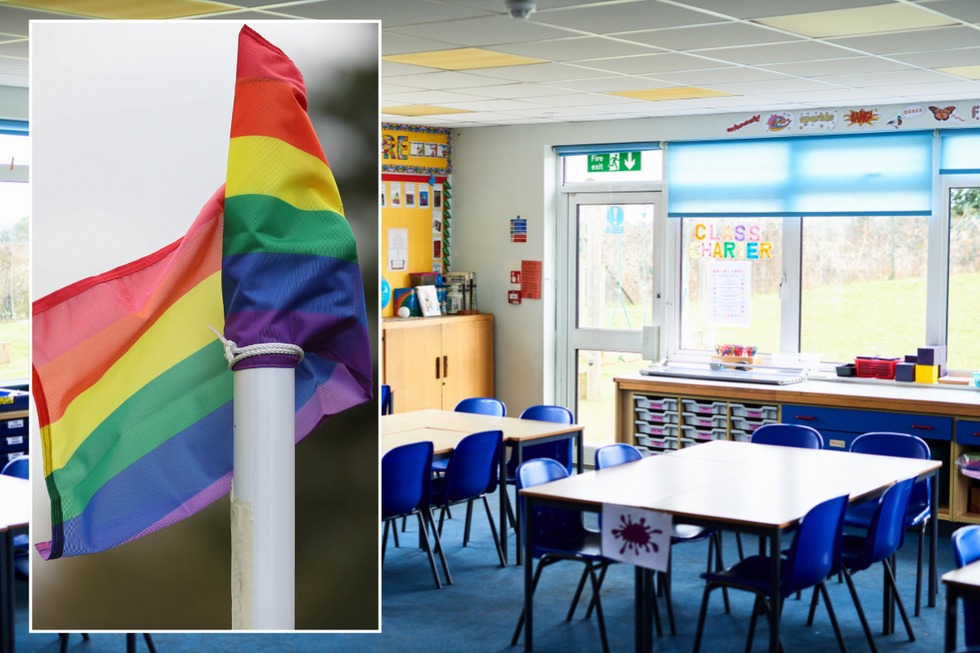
xmin=441 ymin=318 xmax=494 ymax=409
xmin=383 ymin=324 xmax=443 ymax=412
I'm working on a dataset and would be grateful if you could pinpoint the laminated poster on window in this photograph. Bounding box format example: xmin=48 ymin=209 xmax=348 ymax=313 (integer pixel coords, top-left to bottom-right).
xmin=705 ymin=260 xmax=751 ymax=327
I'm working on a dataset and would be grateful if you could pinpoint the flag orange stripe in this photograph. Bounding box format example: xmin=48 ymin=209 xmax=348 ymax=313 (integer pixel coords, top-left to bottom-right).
xmin=231 ymin=78 xmax=327 ymax=166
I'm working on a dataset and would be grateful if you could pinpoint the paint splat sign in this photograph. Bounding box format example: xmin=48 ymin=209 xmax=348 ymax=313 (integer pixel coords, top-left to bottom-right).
xmin=601 ymin=503 xmax=672 ymax=571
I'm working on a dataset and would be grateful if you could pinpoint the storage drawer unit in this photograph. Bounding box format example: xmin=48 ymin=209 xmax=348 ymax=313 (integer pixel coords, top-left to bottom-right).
xmin=635 ymin=408 xmax=679 ymax=424
xmin=730 ymin=403 xmax=778 ymax=420
xmin=681 ymin=412 xmax=727 ymax=429
xmin=634 ymin=396 xmax=678 ymax=412
xmin=634 ymin=421 xmax=677 ymax=438
xmin=957 ymin=421 xmax=980 ymax=446
xmin=783 ymin=404 xmax=953 ymax=441
xmin=680 ymin=399 xmax=727 ymax=415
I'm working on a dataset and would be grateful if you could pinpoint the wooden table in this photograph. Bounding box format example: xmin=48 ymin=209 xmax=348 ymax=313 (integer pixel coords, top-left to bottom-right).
xmin=943 ymin=559 xmax=980 ymax=651
xmin=1 ymin=474 xmax=28 ymax=653
xmin=382 ymin=409 xmax=584 ymax=565
xmin=519 ymin=440 xmax=941 ymax=653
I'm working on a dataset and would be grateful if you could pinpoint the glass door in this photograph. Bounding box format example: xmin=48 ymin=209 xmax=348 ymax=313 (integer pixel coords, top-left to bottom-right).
xmin=559 ymin=192 xmax=662 ymax=447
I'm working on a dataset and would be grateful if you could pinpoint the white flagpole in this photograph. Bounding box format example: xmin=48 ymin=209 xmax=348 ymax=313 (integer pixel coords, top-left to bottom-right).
xmin=231 ymin=366 xmax=296 ymax=630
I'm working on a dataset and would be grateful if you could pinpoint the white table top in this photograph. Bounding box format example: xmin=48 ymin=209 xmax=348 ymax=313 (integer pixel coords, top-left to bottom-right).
xmin=0 ymin=474 xmax=29 ymax=531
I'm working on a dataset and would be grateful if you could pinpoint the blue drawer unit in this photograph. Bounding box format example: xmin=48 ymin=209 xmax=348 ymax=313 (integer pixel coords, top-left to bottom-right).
xmin=0 ymin=415 xmax=27 ymax=436
xmin=957 ymin=420 xmax=980 ymax=446
xmin=821 ymin=429 xmax=861 ymax=451
xmin=0 ymin=433 xmax=26 ymax=454
xmin=783 ymin=404 xmax=952 ymax=442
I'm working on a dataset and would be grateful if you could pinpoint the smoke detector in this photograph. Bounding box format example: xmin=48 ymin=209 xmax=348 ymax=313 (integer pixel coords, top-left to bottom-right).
xmin=505 ymin=0 xmax=536 ymax=19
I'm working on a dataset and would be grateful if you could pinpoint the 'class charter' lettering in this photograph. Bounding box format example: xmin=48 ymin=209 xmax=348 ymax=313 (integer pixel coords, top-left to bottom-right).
xmin=689 ymin=223 xmax=773 ymax=260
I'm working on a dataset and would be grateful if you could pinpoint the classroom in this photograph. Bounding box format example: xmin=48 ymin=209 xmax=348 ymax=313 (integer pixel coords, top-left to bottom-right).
xmin=4 ymin=0 xmax=980 ymax=651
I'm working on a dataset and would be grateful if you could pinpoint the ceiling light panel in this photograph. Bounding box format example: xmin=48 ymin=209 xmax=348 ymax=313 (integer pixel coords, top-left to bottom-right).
xmin=827 ymin=26 xmax=980 ymax=55
xmin=915 ymin=0 xmax=980 ymax=23
xmin=382 ymin=105 xmax=474 ymax=116
xmin=673 ymin=0 xmax=894 ymax=20
xmin=701 ymin=39 xmax=856 ymax=64
xmin=755 ymin=3 xmax=957 ymax=39
xmin=490 ymin=36 xmax=662 ymax=62
xmin=389 ymin=15 xmax=574 ymax=47
xmin=3 ymin=0 xmax=234 ymax=19
xmin=578 ymin=52 xmax=733 ymax=75
xmin=383 ymin=48 xmax=545 ymax=70
xmin=531 ymin=1 xmax=727 ymax=34
xmin=275 ymin=0 xmax=489 ymax=26
xmin=616 ymin=22 xmax=801 ymax=51
xmin=937 ymin=64 xmax=980 ymax=79
xmin=608 ymin=87 xmax=737 ymax=101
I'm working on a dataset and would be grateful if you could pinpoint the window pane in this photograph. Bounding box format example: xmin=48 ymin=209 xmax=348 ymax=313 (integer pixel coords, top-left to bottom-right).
xmin=801 ymin=216 xmax=927 ymax=364
xmin=577 ymin=203 xmax=654 ymax=331
xmin=0 ymin=133 xmax=29 ymax=166
xmin=563 ymin=150 xmax=662 ymax=184
xmin=576 ymin=349 xmax=646 ymax=446
xmin=0 ymin=180 xmax=28 ymax=381
xmin=948 ymin=187 xmax=980 ymax=371
xmin=679 ymin=217 xmax=782 ymax=354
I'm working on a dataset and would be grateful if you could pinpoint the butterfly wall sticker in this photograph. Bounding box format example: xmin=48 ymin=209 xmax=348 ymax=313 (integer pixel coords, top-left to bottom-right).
xmin=929 ymin=105 xmax=957 ymax=121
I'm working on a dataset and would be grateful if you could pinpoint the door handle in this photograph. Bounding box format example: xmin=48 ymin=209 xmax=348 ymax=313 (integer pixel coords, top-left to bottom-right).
xmin=443 ymin=356 xmax=448 ymax=378
xmin=436 ymin=357 xmax=440 ymax=380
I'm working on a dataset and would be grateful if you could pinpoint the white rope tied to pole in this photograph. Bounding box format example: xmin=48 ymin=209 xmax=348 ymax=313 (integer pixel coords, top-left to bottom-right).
xmin=208 ymin=325 xmax=305 ymax=369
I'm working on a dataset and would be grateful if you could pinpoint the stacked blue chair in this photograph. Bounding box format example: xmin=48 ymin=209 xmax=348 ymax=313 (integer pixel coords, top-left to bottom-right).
xmin=845 ymin=432 xmax=933 ymax=615
xmin=511 ymin=458 xmax=611 ymax=653
xmin=952 ymin=525 xmax=980 ymax=647
xmin=430 ymin=430 xmax=506 ymax=567
xmin=432 ymin=397 xmax=506 ymax=476
xmin=381 ymin=384 xmax=392 ymax=415
xmin=834 ymin=477 xmax=917 ymax=653
xmin=382 ymin=441 xmax=450 ymax=588
xmin=750 ymin=423 xmax=824 ymax=449
xmin=1 ymin=455 xmax=29 ymax=579
xmin=692 ymin=494 xmax=851 ymax=653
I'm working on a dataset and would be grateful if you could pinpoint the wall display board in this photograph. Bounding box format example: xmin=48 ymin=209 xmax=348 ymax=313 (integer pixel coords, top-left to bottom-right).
xmin=382 ymin=123 xmax=451 ymax=175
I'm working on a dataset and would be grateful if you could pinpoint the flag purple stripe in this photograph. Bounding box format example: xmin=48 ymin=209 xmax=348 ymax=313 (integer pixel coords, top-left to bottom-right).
xmin=295 ymin=363 xmax=368 ymax=442
xmin=123 ymin=471 xmax=234 ymax=545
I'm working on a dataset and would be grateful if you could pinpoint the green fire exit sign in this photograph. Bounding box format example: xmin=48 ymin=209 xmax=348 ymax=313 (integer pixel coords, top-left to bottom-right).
xmin=587 ymin=152 xmax=641 ymax=173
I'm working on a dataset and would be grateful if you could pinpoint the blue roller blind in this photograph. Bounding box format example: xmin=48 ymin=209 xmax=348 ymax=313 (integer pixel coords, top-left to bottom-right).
xmin=0 ymin=119 xmax=27 ymax=137
xmin=667 ymin=132 xmax=933 ymax=217
xmin=940 ymin=129 xmax=980 ymax=174
xmin=555 ymin=142 xmax=659 ymax=156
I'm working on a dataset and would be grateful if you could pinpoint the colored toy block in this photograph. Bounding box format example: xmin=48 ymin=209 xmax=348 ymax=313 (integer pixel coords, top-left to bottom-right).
xmin=904 ymin=354 xmax=918 ymax=364
xmin=917 ymin=345 xmax=946 ymax=366
xmin=915 ymin=364 xmax=939 ymax=384
xmin=895 ymin=362 xmax=916 ymax=382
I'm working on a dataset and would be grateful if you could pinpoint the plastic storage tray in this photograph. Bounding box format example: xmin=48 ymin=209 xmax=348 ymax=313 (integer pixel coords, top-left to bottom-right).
xmin=680 ymin=399 xmax=727 ymax=415
xmin=634 ymin=396 xmax=678 ymax=412
xmin=679 ymin=437 xmax=699 ymax=448
xmin=0 ymin=416 xmax=27 ymax=436
xmin=635 ymin=408 xmax=679 ymax=424
xmin=0 ymin=390 xmax=28 ymax=412
xmin=680 ymin=425 xmax=727 ymax=441
xmin=730 ymin=416 xmax=777 ymax=432
xmin=634 ymin=421 xmax=678 ymax=437
xmin=681 ymin=412 xmax=728 ymax=429
xmin=731 ymin=429 xmax=752 ymax=442
xmin=729 ymin=403 xmax=778 ymax=420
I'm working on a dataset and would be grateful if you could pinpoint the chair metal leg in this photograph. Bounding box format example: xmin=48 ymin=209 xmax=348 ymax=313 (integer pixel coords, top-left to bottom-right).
xmin=512 ymin=558 xmax=549 ymax=646
xmin=481 ymin=495 xmax=506 ymax=567
xmin=711 ymin=532 xmax=731 ymax=613
xmin=401 ymin=515 xmax=407 ymax=532
xmin=883 ymin=558 xmax=915 ymax=642
xmin=416 ymin=512 xmax=442 ymax=589
xmin=843 ymin=568 xmax=879 ymax=653
xmin=59 ymin=634 xmax=69 ymax=653
xmin=587 ymin=562 xmax=611 ymax=653
xmin=915 ymin=520 xmax=925 ymax=618
xmin=463 ymin=500 xmax=474 ymax=547
xmin=143 ymin=633 xmax=157 ymax=653
xmin=746 ymin=595 xmax=761 ymax=653
xmin=425 ymin=510 xmax=452 ymax=586
xmin=735 ymin=531 xmax=745 ymax=560
xmin=567 ymin=566 xmax=592 ymax=621
xmin=381 ymin=520 xmax=389 ymax=567
xmin=818 ymin=580 xmax=849 ymax=653
xmin=663 ymin=561 xmax=677 ymax=636
xmin=807 ymin=584 xmax=820 ymax=626
xmin=392 ymin=519 xmax=400 ymax=548
xmin=692 ymin=583 xmax=716 ymax=653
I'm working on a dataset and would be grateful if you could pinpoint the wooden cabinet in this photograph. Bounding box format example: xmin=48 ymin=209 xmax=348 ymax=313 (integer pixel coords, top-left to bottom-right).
xmin=382 ymin=314 xmax=494 ymax=413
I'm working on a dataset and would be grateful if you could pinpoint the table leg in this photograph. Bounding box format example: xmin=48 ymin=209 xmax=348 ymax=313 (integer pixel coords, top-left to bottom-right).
xmin=576 ymin=430 xmax=584 ymax=475
xmin=944 ymin=585 xmax=958 ymax=653
xmin=644 ymin=568 xmax=654 ymax=653
xmin=524 ymin=496 xmax=534 ymax=652
xmin=770 ymin=529 xmax=782 ymax=653
xmin=499 ymin=441 xmax=508 ymax=566
xmin=0 ymin=529 xmax=18 ymax=653
xmin=635 ymin=567 xmax=643 ymax=653
xmin=931 ymin=470 xmax=939 ymax=608
xmin=516 ymin=443 xmax=525 ymax=566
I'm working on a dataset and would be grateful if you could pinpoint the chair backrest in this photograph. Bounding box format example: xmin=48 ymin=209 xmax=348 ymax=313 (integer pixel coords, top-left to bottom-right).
xmin=954 ymin=525 xmax=980 ymax=568
xmin=516 ymin=458 xmax=583 ymax=546
xmin=1 ymin=455 xmax=28 ymax=479
xmin=851 ymin=432 xmax=930 ymax=519
xmin=852 ymin=477 xmax=916 ymax=569
xmin=455 ymin=397 xmax=506 ymax=417
xmin=751 ymin=423 xmax=823 ymax=449
xmin=596 ymin=443 xmax=642 ymax=470
xmin=441 ymin=430 xmax=503 ymax=504
xmin=381 ymin=384 xmax=392 ymax=415
xmin=782 ymin=494 xmax=849 ymax=595
xmin=510 ymin=405 xmax=574 ymax=475
xmin=381 ymin=441 xmax=433 ymax=521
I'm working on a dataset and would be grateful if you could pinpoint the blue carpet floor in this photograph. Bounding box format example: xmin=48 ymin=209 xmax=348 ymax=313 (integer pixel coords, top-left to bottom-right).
xmin=13 ymin=488 xmax=967 ymax=652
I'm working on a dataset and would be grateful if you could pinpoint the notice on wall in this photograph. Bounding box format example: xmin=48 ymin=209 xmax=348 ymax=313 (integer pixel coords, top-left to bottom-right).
xmin=432 ymin=183 xmax=443 ymax=235
xmin=521 ymin=260 xmax=542 ymax=300
xmin=380 ymin=181 xmax=386 ymax=207
xmin=511 ymin=215 xmax=527 ymax=243
xmin=705 ymin=260 xmax=751 ymax=327
xmin=388 ymin=228 xmax=408 ymax=271
xmin=404 ymin=182 xmax=416 ymax=208
xmin=389 ymin=181 xmax=402 ymax=208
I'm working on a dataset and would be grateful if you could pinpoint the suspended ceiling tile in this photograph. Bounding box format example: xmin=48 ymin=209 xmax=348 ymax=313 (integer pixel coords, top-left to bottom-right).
xmin=707 ymin=77 xmax=840 ymax=94
xmin=382 ymin=82 xmax=427 ymax=94
xmin=382 ymin=32 xmax=459 ymax=56
xmin=489 ymin=36 xmax=661 ymax=62
xmin=827 ymin=26 xmax=980 ymax=55
xmin=446 ymin=0 xmax=605 ymax=11
xmin=700 ymin=39 xmax=856 ymax=64
xmin=436 ymin=98 xmax=551 ymax=111
xmin=3 ymin=0 xmax=237 ymax=19
xmin=763 ymin=57 xmax=915 ymax=77
xmin=754 ymin=3 xmax=957 ymax=39
xmin=530 ymin=1 xmax=727 ymax=34
xmin=383 ymin=89 xmax=491 ymax=104
xmin=453 ymin=82 xmax=581 ymax=98
xmin=383 ymin=48 xmax=546 ymax=70
xmin=183 ymin=9 xmax=289 ymax=19
xmin=502 ymin=104 xmax=617 ymax=117
xmin=384 ymin=70 xmax=506 ymax=89
xmin=527 ymin=92 xmax=647 ymax=107
xmin=870 ymin=79 xmax=980 ymax=94
xmin=0 ymin=71 xmax=27 ymax=87
xmin=577 ymin=52 xmax=730 ymax=75
xmin=0 ymin=34 xmax=24 ymax=44
xmin=647 ymin=66 xmax=790 ymax=85
xmin=0 ymin=4 xmax=86 ymax=35
xmin=382 ymin=60 xmax=441 ymax=77
xmin=615 ymin=21 xmax=801 ymax=51
xmin=275 ymin=0 xmax=490 ymax=25
xmin=816 ymin=68 xmax=956 ymax=87
xmin=0 ymin=40 xmax=27 ymax=58
xmin=467 ymin=61 xmax=617 ymax=82
xmin=915 ymin=0 xmax=980 ymax=23
xmin=889 ymin=46 xmax=980 ymax=67
xmin=389 ymin=15 xmax=574 ymax=47
xmin=669 ymin=0 xmax=893 ymax=20
xmin=542 ymin=75 xmax=677 ymax=92
xmin=937 ymin=64 xmax=980 ymax=79
xmin=760 ymin=87 xmax=894 ymax=102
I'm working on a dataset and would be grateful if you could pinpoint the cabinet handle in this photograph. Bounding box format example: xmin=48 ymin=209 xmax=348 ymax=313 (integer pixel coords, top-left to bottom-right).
xmin=443 ymin=355 xmax=448 ymax=378
xmin=911 ymin=425 xmax=933 ymax=430
xmin=795 ymin=415 xmax=816 ymax=421
xmin=436 ymin=357 xmax=440 ymax=380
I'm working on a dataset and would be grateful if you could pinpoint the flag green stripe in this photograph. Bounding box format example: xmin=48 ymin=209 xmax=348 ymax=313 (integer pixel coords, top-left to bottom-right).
xmin=49 ymin=340 xmax=233 ymax=525
xmin=224 ymin=194 xmax=358 ymax=263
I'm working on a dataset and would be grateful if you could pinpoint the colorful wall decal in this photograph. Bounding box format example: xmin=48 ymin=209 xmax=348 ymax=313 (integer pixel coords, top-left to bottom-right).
xmin=972 ymin=103 xmax=980 ymax=121
xmin=726 ymin=114 xmax=761 ymax=133
xmin=901 ymin=105 xmax=925 ymax=121
xmin=798 ymin=110 xmax=837 ymax=131
xmin=929 ymin=105 xmax=958 ymax=122
xmin=766 ymin=111 xmax=793 ymax=132
xmin=845 ymin=108 xmax=879 ymax=128
xmin=382 ymin=123 xmax=451 ymax=175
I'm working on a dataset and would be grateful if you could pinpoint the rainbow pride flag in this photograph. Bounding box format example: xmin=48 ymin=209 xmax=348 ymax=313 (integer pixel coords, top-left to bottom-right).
xmin=32 ymin=26 xmax=372 ymax=560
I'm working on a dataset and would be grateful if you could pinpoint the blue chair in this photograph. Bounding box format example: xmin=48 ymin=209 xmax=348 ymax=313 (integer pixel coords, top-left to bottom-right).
xmin=2 ymin=455 xmax=28 ymax=579
xmin=381 ymin=384 xmax=392 ymax=415
xmin=432 ymin=397 xmax=506 ymax=476
xmin=382 ymin=441 xmax=450 ymax=588
xmin=750 ymin=423 xmax=824 ymax=449
xmin=846 ymin=432 xmax=932 ymax=616
xmin=952 ymin=525 xmax=980 ymax=647
xmin=692 ymin=494 xmax=850 ymax=653
xmin=430 ymin=430 xmax=506 ymax=567
xmin=511 ymin=459 xmax=611 ymax=653
xmin=511 ymin=405 xmax=575 ymax=476
xmin=836 ymin=477 xmax=917 ymax=652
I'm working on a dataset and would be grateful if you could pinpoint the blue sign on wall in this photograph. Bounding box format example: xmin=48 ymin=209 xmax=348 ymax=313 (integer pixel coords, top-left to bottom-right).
xmin=606 ymin=206 xmax=625 ymax=234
